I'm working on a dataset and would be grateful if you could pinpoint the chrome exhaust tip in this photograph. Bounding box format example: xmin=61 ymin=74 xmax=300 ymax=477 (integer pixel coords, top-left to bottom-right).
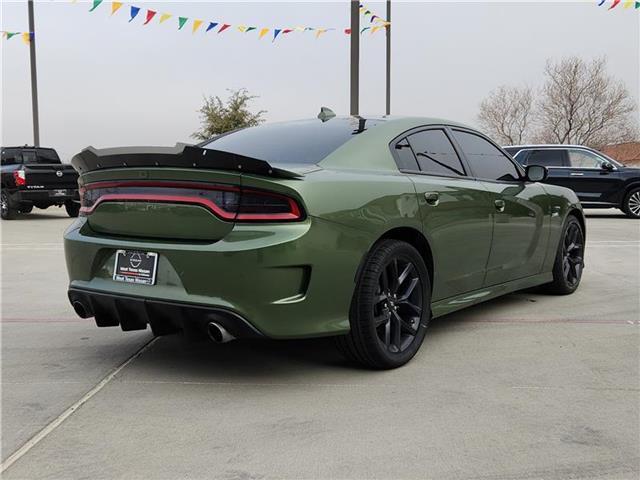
xmin=206 ymin=322 xmax=236 ymax=344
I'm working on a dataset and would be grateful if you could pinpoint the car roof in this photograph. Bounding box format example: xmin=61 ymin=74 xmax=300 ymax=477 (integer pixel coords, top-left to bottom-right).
xmin=503 ymin=144 xmax=595 ymax=150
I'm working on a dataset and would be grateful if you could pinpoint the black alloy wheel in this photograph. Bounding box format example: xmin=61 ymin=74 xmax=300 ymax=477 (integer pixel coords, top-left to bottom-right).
xmin=545 ymin=215 xmax=584 ymax=295
xmin=335 ymin=239 xmax=431 ymax=369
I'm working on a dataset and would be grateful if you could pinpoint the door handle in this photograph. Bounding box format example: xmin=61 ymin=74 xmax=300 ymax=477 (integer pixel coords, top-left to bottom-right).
xmin=494 ymin=199 xmax=506 ymax=213
xmin=570 ymin=173 xmax=584 ymax=176
xmin=424 ymin=192 xmax=439 ymax=206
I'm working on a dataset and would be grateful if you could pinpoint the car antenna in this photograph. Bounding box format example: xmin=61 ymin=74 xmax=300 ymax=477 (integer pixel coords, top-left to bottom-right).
xmin=317 ymin=107 xmax=336 ymax=122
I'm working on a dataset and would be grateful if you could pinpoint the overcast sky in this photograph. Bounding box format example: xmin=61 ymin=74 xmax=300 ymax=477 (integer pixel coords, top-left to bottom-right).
xmin=1 ymin=1 xmax=638 ymax=161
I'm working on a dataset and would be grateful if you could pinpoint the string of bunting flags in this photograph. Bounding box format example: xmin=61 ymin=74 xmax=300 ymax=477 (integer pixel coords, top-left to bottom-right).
xmin=597 ymin=0 xmax=640 ymax=8
xmin=79 ymin=0 xmax=390 ymax=42
xmin=1 ymin=31 xmax=33 ymax=44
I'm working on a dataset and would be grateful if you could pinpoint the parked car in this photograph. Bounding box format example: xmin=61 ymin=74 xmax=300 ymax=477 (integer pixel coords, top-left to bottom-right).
xmin=64 ymin=116 xmax=585 ymax=369
xmin=504 ymin=144 xmax=640 ymax=219
xmin=1 ymin=146 xmax=80 ymax=219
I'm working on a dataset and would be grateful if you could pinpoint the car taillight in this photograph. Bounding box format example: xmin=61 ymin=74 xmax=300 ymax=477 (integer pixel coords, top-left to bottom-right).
xmin=79 ymin=181 xmax=304 ymax=222
xmin=13 ymin=170 xmax=26 ymax=187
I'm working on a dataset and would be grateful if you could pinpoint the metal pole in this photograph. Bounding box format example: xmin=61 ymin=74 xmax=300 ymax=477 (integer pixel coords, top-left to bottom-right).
xmin=27 ymin=0 xmax=40 ymax=146
xmin=350 ymin=0 xmax=359 ymax=116
xmin=385 ymin=0 xmax=391 ymax=115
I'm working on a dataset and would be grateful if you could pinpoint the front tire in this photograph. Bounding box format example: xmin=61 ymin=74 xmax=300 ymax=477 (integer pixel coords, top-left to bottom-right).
xmin=65 ymin=200 xmax=80 ymax=218
xmin=544 ymin=215 xmax=585 ymax=295
xmin=335 ymin=240 xmax=431 ymax=369
xmin=621 ymin=187 xmax=640 ymax=219
xmin=1 ymin=191 xmax=17 ymax=220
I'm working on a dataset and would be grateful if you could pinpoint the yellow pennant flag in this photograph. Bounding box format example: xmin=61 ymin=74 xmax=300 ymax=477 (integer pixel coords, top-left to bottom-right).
xmin=623 ymin=0 xmax=633 ymax=7
xmin=21 ymin=32 xmax=31 ymax=44
xmin=237 ymin=25 xmax=247 ymax=32
xmin=192 ymin=19 xmax=204 ymax=33
xmin=294 ymin=26 xmax=305 ymax=32
xmin=159 ymin=13 xmax=172 ymax=24
xmin=315 ymin=28 xmax=327 ymax=38
xmin=111 ymin=1 xmax=123 ymax=15
xmin=258 ymin=27 xmax=269 ymax=39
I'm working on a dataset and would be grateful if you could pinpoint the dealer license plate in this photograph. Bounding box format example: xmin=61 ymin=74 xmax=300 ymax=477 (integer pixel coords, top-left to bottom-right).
xmin=113 ymin=250 xmax=158 ymax=286
xmin=51 ymin=189 xmax=68 ymax=197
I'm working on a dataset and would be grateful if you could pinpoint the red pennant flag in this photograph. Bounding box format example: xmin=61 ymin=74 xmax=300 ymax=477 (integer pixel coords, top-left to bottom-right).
xmin=144 ymin=10 xmax=156 ymax=25
xmin=609 ymin=0 xmax=621 ymax=8
xmin=218 ymin=23 xmax=231 ymax=33
xmin=344 ymin=28 xmax=351 ymax=34
xmin=282 ymin=28 xmax=293 ymax=34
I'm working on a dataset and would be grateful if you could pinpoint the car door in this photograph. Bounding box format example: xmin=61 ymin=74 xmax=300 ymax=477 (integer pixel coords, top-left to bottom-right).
xmin=519 ymin=148 xmax=570 ymax=189
xmin=564 ymin=148 xmax=622 ymax=205
xmin=391 ymin=127 xmax=494 ymax=301
xmin=450 ymin=129 xmax=549 ymax=286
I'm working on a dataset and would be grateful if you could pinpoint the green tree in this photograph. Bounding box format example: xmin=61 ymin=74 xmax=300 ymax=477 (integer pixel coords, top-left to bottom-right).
xmin=192 ymin=88 xmax=266 ymax=141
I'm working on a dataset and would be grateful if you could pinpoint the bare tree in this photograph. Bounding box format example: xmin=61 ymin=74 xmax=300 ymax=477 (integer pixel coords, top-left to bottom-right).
xmin=477 ymin=86 xmax=533 ymax=145
xmin=536 ymin=57 xmax=638 ymax=148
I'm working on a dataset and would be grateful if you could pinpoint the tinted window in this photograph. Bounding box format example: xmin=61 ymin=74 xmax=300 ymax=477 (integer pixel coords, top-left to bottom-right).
xmin=452 ymin=130 xmax=520 ymax=181
xmin=407 ymin=129 xmax=465 ymax=176
xmin=503 ymin=147 xmax=522 ymax=157
xmin=21 ymin=149 xmax=61 ymax=164
xmin=393 ymin=138 xmax=420 ymax=170
xmin=568 ymin=149 xmax=604 ymax=168
xmin=1 ymin=148 xmax=20 ymax=166
xmin=526 ymin=149 xmax=565 ymax=167
xmin=204 ymin=117 xmax=384 ymax=165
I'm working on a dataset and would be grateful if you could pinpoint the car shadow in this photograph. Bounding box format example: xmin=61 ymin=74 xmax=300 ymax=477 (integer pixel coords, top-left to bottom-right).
xmin=129 ymin=291 xmax=541 ymax=379
xmin=8 ymin=211 xmax=73 ymax=221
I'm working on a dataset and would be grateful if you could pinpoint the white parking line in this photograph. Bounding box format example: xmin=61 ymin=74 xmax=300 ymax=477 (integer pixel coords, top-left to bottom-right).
xmin=0 ymin=337 xmax=157 ymax=474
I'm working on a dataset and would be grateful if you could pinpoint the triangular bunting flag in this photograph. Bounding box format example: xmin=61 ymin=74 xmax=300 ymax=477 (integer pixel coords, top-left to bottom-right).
xmin=609 ymin=0 xmax=621 ymax=9
xmin=370 ymin=15 xmax=378 ymax=23
xmin=178 ymin=17 xmax=188 ymax=30
xmin=636 ymin=1 xmax=640 ymax=8
xmin=6 ymin=32 xmax=19 ymax=40
xmin=282 ymin=28 xmax=293 ymax=34
xmin=192 ymin=20 xmax=204 ymax=33
xmin=21 ymin=32 xmax=32 ymax=44
xmin=206 ymin=22 xmax=218 ymax=32
xmin=129 ymin=6 xmax=141 ymax=22
xmin=143 ymin=10 xmax=156 ymax=25
xmin=623 ymin=0 xmax=633 ymax=8
xmin=360 ymin=26 xmax=370 ymax=34
xmin=258 ymin=27 xmax=269 ymax=39
xmin=273 ymin=28 xmax=281 ymax=41
xmin=237 ymin=25 xmax=247 ymax=32
xmin=159 ymin=13 xmax=172 ymax=23
xmin=315 ymin=28 xmax=327 ymax=38
xmin=89 ymin=0 xmax=104 ymax=12
xmin=344 ymin=28 xmax=351 ymax=34
xmin=218 ymin=23 xmax=231 ymax=33
xmin=246 ymin=27 xmax=256 ymax=33
xmin=371 ymin=25 xmax=382 ymax=34
xmin=111 ymin=1 xmax=123 ymax=15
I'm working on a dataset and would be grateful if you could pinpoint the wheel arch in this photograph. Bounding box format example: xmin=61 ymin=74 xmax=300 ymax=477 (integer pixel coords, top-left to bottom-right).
xmin=356 ymin=226 xmax=434 ymax=293
xmin=622 ymin=181 xmax=640 ymax=204
xmin=567 ymin=207 xmax=586 ymax=240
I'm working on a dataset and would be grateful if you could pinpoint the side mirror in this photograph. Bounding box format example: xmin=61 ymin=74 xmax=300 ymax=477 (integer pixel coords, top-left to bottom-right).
xmin=601 ymin=162 xmax=615 ymax=171
xmin=525 ymin=165 xmax=548 ymax=182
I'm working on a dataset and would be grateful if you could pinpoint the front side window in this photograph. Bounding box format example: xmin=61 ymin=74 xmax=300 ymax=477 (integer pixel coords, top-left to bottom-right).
xmin=407 ymin=129 xmax=465 ymax=176
xmin=452 ymin=130 xmax=520 ymax=182
xmin=568 ymin=149 xmax=605 ymax=168
xmin=526 ymin=149 xmax=566 ymax=167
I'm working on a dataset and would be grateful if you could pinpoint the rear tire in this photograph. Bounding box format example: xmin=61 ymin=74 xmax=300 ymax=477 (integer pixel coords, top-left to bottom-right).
xmin=65 ymin=200 xmax=80 ymax=218
xmin=1 ymin=191 xmax=17 ymax=220
xmin=621 ymin=187 xmax=640 ymax=219
xmin=335 ymin=239 xmax=431 ymax=370
xmin=544 ymin=215 xmax=584 ymax=295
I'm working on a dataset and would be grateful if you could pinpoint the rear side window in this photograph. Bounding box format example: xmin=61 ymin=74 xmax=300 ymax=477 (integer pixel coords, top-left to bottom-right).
xmin=393 ymin=138 xmax=420 ymax=170
xmin=1 ymin=148 xmax=20 ymax=166
xmin=452 ymin=130 xmax=520 ymax=182
xmin=406 ymin=129 xmax=465 ymax=176
xmin=526 ymin=149 xmax=566 ymax=167
xmin=204 ymin=117 xmax=384 ymax=165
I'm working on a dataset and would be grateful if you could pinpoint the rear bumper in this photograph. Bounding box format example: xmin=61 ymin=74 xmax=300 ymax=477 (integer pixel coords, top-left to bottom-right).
xmin=10 ymin=188 xmax=79 ymax=205
xmin=68 ymin=287 xmax=263 ymax=339
xmin=64 ymin=216 xmax=371 ymax=339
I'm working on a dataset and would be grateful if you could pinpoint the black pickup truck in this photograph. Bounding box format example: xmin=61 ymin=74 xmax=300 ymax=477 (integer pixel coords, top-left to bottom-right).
xmin=1 ymin=146 xmax=80 ymax=220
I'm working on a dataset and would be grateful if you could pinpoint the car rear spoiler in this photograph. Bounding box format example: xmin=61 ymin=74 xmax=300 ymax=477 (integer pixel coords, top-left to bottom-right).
xmin=71 ymin=144 xmax=304 ymax=179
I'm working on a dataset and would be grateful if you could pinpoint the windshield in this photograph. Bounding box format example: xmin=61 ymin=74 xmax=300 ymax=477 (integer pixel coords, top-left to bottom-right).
xmin=203 ymin=117 xmax=384 ymax=165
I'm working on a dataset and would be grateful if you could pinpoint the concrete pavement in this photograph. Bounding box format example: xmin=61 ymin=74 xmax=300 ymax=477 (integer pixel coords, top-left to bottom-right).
xmin=1 ymin=208 xmax=638 ymax=479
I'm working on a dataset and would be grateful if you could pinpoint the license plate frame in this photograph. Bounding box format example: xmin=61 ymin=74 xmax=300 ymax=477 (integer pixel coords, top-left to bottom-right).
xmin=113 ymin=250 xmax=159 ymax=286
xmin=51 ymin=189 xmax=68 ymax=197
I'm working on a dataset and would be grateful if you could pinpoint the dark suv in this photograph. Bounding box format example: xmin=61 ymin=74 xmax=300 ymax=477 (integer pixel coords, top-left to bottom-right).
xmin=504 ymin=145 xmax=640 ymax=219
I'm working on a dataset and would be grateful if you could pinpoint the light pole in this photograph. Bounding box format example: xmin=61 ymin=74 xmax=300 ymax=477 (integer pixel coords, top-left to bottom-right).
xmin=385 ymin=0 xmax=391 ymax=115
xmin=27 ymin=0 xmax=40 ymax=146
xmin=350 ymin=0 xmax=359 ymax=116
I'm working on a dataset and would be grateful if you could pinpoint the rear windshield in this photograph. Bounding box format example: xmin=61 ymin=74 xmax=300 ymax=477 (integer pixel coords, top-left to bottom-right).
xmin=1 ymin=148 xmax=60 ymax=165
xmin=203 ymin=117 xmax=384 ymax=165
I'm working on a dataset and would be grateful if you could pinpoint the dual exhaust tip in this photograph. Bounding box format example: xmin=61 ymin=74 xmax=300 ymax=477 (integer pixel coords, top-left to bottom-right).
xmin=72 ymin=300 xmax=235 ymax=344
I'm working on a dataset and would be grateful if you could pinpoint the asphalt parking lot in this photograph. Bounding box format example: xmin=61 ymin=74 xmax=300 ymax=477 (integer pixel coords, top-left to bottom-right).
xmin=1 ymin=208 xmax=638 ymax=479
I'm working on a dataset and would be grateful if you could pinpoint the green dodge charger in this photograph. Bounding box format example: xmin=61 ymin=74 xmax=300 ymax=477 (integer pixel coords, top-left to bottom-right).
xmin=64 ymin=116 xmax=585 ymax=369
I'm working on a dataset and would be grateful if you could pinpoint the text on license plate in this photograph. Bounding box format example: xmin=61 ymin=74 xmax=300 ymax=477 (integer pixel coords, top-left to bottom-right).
xmin=113 ymin=250 xmax=158 ymax=286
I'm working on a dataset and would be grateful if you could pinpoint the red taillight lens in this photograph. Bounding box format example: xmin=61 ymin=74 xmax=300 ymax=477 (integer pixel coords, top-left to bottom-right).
xmin=13 ymin=170 xmax=26 ymax=187
xmin=79 ymin=181 xmax=303 ymax=222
